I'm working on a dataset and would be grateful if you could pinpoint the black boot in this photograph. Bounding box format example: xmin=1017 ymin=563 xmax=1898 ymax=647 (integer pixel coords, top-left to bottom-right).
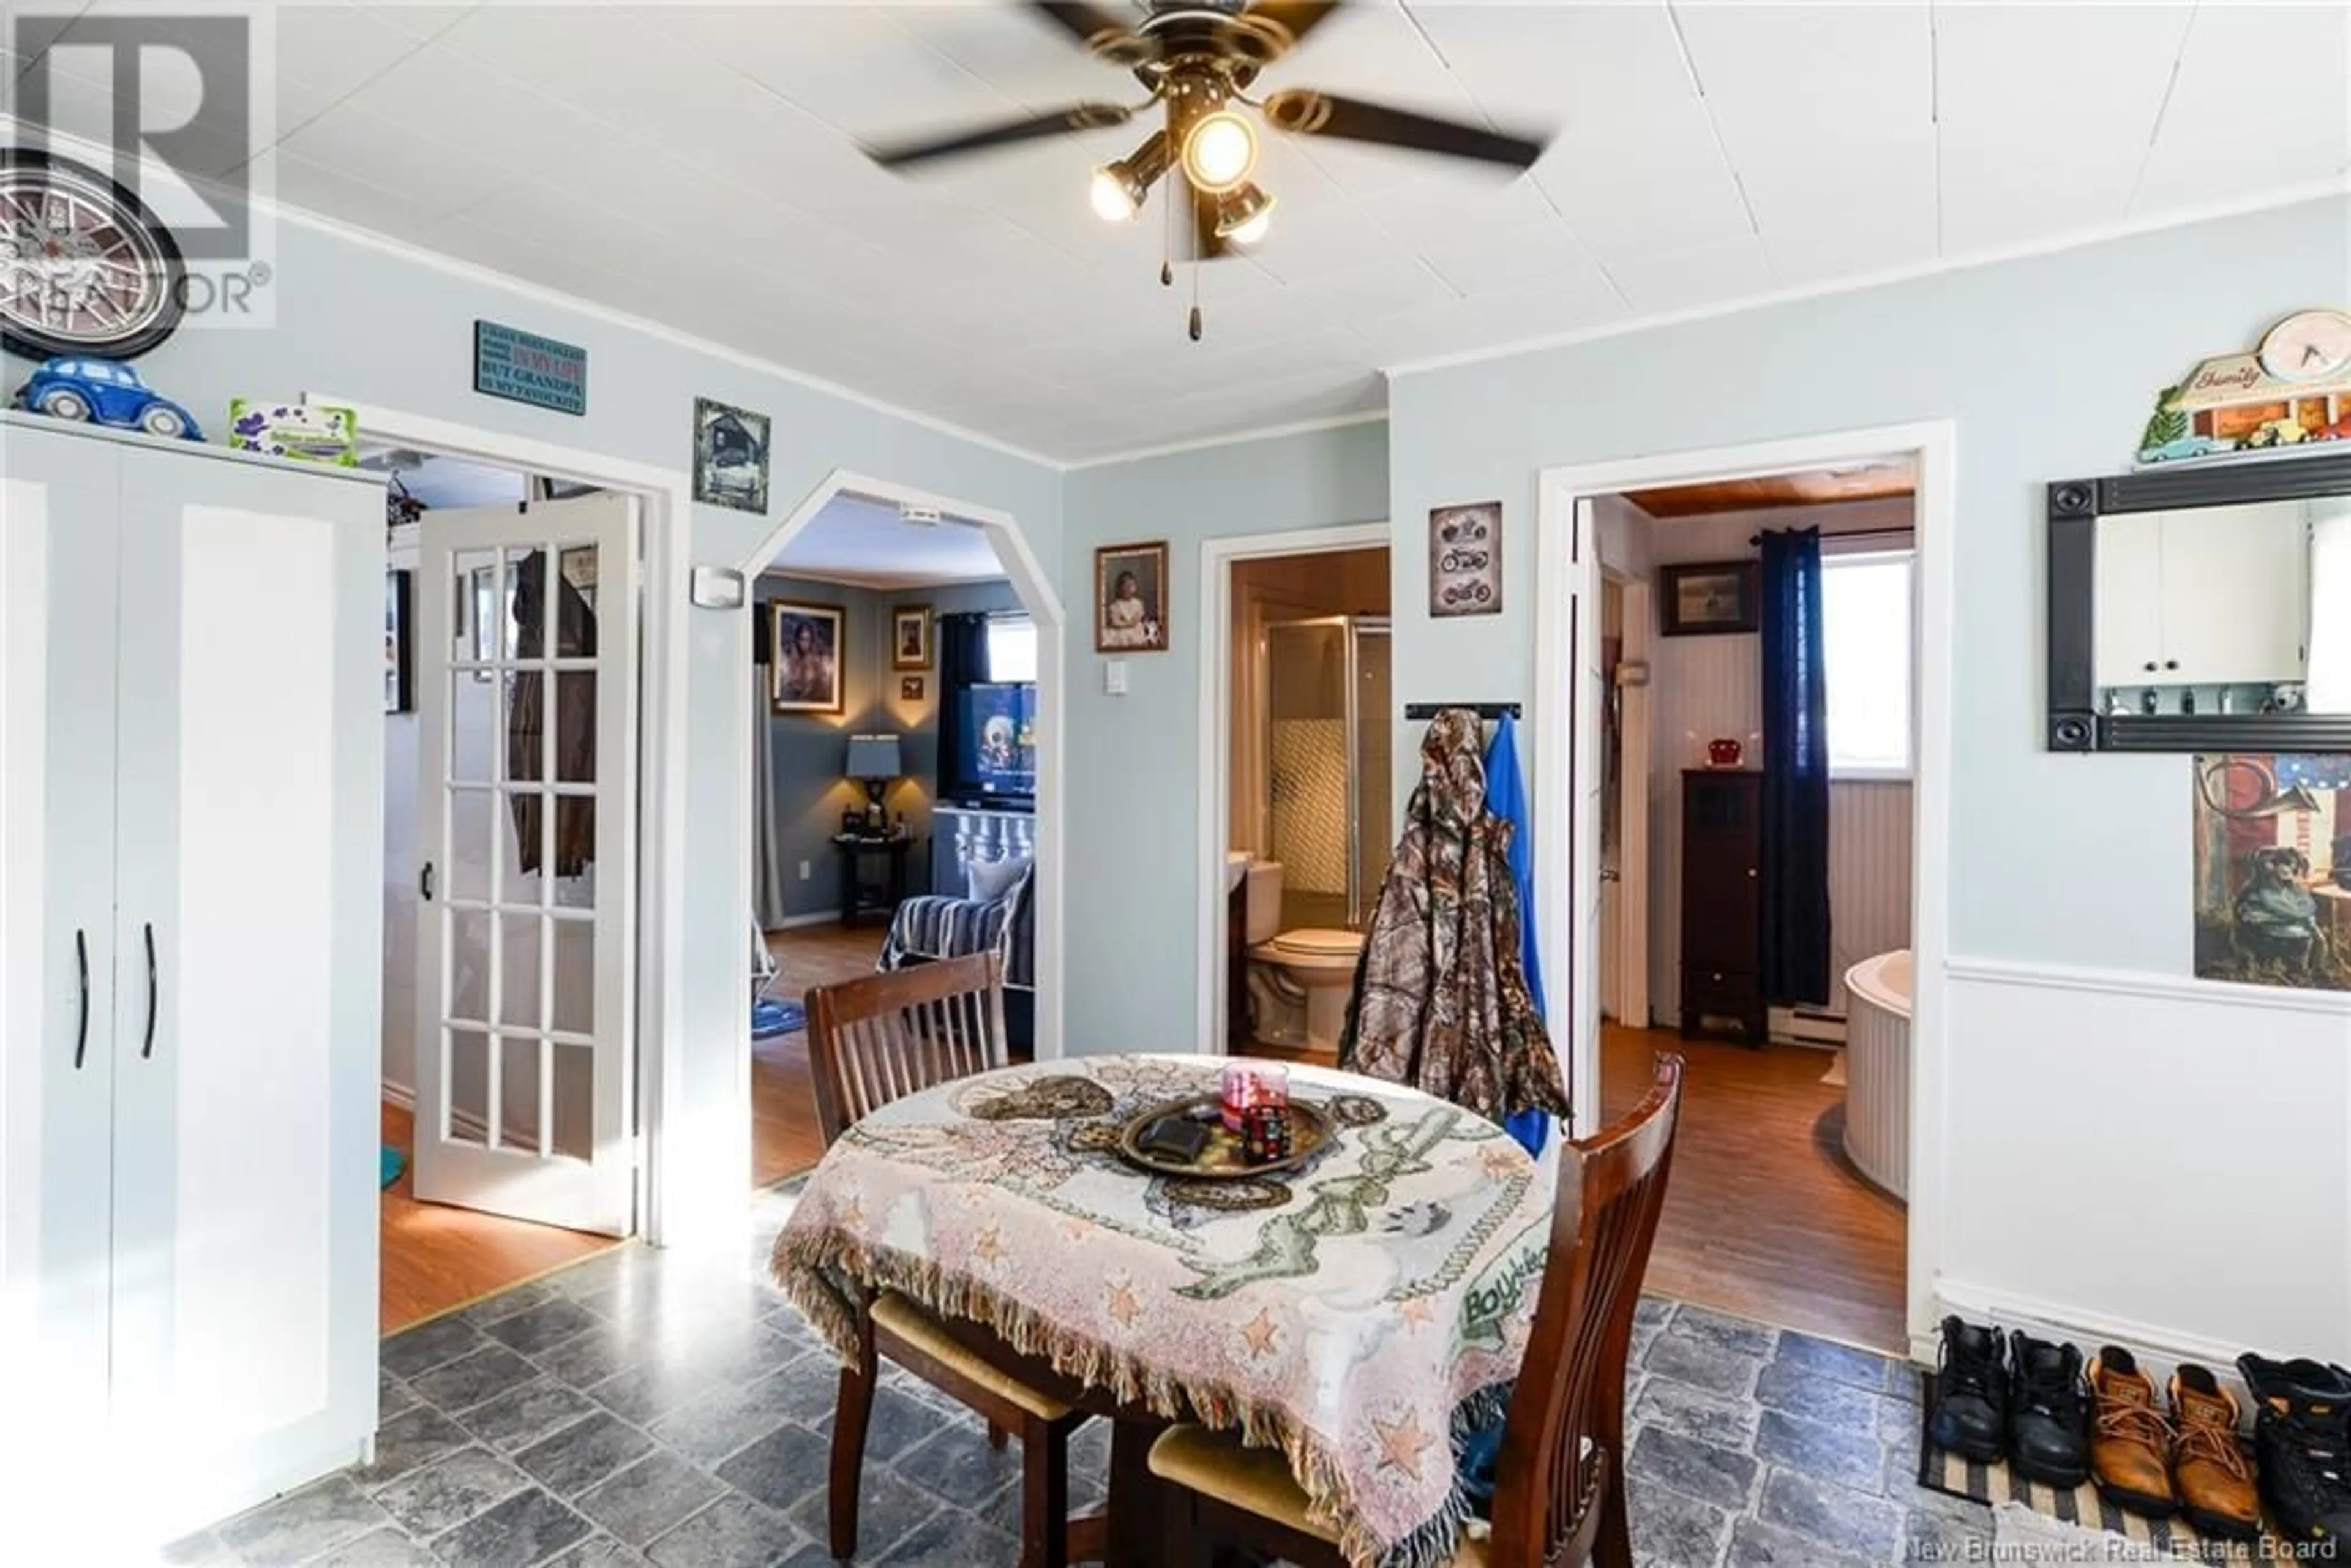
xmin=2008 ymin=1335 xmax=2091 ymax=1487
xmin=1928 ymin=1316 xmax=2008 ymax=1463
xmin=2238 ymin=1352 xmax=2351 ymax=1544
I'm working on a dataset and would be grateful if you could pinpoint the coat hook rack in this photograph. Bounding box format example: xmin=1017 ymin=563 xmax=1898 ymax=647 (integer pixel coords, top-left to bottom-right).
xmin=1404 ymin=702 xmax=1521 ymax=721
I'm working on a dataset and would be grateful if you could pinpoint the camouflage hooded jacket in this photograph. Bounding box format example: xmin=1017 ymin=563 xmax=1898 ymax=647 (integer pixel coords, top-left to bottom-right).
xmin=1338 ymin=709 xmax=1572 ymax=1127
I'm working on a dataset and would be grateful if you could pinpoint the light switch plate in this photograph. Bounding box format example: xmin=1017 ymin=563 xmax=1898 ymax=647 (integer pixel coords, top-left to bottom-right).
xmin=1104 ymin=659 xmax=1128 ymax=696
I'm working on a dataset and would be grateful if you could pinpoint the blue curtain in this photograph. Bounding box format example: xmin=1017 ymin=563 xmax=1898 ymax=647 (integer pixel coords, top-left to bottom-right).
xmin=1758 ymin=528 xmax=1832 ymax=1005
xmin=1482 ymin=714 xmax=1552 ymax=1157
xmin=937 ymin=612 xmax=992 ymax=799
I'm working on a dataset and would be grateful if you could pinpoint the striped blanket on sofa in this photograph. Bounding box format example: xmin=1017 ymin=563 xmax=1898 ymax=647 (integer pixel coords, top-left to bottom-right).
xmin=877 ymin=862 xmax=1035 ymax=991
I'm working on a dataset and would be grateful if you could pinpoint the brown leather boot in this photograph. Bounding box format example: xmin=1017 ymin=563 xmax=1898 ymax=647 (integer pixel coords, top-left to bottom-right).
xmin=2170 ymin=1364 xmax=2263 ymax=1542
xmin=2088 ymin=1347 xmax=2175 ymax=1517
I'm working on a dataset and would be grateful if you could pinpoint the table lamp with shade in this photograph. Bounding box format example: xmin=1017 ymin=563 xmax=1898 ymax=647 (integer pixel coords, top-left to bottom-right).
xmin=846 ymin=733 xmax=904 ymax=834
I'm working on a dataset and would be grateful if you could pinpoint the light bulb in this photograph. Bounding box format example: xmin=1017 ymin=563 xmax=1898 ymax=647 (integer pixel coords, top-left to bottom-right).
xmin=1182 ymin=111 xmax=1258 ymax=193
xmin=1089 ymin=167 xmax=1138 ymax=223
xmin=1213 ymin=183 xmax=1276 ymax=244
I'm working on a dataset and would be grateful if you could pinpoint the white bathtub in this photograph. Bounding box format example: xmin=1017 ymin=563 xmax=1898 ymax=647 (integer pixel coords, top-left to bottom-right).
xmin=1842 ymin=949 xmax=1912 ymax=1200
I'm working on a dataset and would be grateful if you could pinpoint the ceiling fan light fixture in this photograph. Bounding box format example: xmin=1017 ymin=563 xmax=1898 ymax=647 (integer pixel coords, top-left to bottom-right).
xmin=1214 ymin=182 xmax=1276 ymax=244
xmin=1182 ymin=110 xmax=1258 ymax=193
xmin=1090 ymin=129 xmax=1171 ymax=222
xmin=1089 ymin=165 xmax=1141 ymax=222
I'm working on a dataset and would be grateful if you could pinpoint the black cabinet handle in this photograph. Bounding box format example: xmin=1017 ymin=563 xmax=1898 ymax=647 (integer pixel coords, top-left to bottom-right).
xmin=141 ymin=922 xmax=158 ymax=1060
xmin=420 ymin=861 xmax=434 ymax=901
xmin=2164 ymin=660 xmax=2179 ymax=671
xmin=73 ymin=929 xmax=89 ymax=1070
xmin=2143 ymin=661 xmax=2158 ymax=672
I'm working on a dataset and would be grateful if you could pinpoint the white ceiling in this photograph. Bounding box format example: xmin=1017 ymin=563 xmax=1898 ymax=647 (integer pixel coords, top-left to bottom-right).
xmin=17 ymin=1 xmax=2349 ymax=462
xmin=363 ymin=449 xmax=528 ymax=509
xmin=767 ymin=492 xmax=1008 ymax=588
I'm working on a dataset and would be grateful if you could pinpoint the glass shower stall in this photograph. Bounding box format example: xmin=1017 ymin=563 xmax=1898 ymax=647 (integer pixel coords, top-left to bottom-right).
xmin=1264 ymin=615 xmax=1392 ymax=931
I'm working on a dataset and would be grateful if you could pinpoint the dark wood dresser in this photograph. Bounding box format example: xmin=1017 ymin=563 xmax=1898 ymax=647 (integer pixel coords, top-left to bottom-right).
xmin=1680 ymin=768 xmax=1766 ymax=1045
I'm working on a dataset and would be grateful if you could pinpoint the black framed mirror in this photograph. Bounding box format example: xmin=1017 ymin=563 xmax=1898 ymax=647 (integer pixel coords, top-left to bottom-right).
xmin=2047 ymin=449 xmax=2351 ymax=752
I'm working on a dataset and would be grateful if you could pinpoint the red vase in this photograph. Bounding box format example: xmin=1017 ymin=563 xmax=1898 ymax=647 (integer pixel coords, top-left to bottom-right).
xmin=1707 ymin=738 xmax=1744 ymax=768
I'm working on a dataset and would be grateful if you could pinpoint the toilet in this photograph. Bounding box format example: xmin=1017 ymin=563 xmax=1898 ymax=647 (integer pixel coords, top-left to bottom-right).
xmin=1235 ymin=859 xmax=1367 ymax=1055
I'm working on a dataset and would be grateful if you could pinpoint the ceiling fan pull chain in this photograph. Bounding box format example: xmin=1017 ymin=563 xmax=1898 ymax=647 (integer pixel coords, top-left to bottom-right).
xmin=1160 ymin=179 xmax=1176 ymax=287
xmin=1188 ymin=260 xmax=1204 ymax=342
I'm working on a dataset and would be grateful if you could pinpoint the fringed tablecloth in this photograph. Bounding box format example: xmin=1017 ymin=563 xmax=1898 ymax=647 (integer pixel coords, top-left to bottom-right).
xmin=771 ymin=1055 xmax=1552 ymax=1568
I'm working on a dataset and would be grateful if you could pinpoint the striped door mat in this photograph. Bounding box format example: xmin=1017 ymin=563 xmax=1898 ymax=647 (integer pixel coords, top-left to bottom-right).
xmin=1915 ymin=1373 xmax=2290 ymax=1564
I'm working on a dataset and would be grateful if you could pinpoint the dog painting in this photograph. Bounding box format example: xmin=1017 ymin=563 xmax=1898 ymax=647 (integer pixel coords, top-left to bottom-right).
xmin=2192 ymin=754 xmax=2351 ymax=991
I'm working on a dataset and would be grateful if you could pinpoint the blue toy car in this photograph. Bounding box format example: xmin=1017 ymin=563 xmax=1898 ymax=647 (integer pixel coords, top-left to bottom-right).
xmin=12 ymin=356 xmax=203 ymax=441
xmin=2139 ymin=433 xmax=2225 ymax=463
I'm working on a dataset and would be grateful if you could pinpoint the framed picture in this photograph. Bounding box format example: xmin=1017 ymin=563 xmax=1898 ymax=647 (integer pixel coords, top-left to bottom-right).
xmin=769 ymin=601 xmax=845 ymax=715
xmin=1428 ymin=501 xmax=1502 ymax=618
xmin=1659 ymin=560 xmax=1760 ymax=636
xmin=1095 ymin=540 xmax=1169 ymax=653
xmin=891 ymin=604 xmax=932 ymax=670
xmin=693 ymin=396 xmax=771 ymax=514
xmin=384 ymin=569 xmax=413 ymax=715
xmin=901 ymin=676 xmax=924 ymax=702
xmin=2192 ymin=754 xmax=2351 ymax=991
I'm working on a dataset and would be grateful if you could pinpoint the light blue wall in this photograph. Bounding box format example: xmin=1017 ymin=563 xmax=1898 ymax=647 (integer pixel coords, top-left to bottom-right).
xmin=1060 ymin=420 xmax=1389 ymax=1054
xmin=756 ymin=573 xmax=1021 ymax=916
xmin=1385 ymin=194 xmax=2351 ymax=1358
xmin=7 ymin=207 xmax=1065 ymax=1232
xmin=1388 ymin=197 xmax=2349 ymax=971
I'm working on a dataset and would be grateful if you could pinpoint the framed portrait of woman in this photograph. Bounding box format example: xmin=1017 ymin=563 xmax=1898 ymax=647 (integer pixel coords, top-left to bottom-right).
xmin=891 ymin=604 xmax=932 ymax=670
xmin=769 ymin=601 xmax=845 ymax=715
xmin=1095 ymin=540 xmax=1169 ymax=653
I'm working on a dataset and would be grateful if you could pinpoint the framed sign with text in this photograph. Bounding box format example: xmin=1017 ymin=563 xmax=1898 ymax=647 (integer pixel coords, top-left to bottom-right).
xmin=474 ymin=320 xmax=587 ymax=416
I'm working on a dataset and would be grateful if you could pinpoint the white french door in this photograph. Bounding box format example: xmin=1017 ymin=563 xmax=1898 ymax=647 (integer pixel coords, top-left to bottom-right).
xmin=414 ymin=495 xmax=639 ymax=1236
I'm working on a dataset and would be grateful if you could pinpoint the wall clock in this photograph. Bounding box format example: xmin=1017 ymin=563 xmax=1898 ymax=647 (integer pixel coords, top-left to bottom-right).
xmin=2257 ymin=308 xmax=2351 ymax=383
xmin=0 ymin=149 xmax=187 ymax=361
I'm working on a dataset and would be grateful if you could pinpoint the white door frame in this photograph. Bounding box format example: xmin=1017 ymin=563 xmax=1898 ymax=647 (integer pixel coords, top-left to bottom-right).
xmin=1194 ymin=522 xmax=1390 ymax=1054
xmin=1534 ymin=420 xmax=1956 ymax=1349
xmin=737 ymin=471 xmax=1067 ymax=1066
xmin=1607 ymin=572 xmax=1653 ymax=1030
xmin=307 ymin=392 xmax=692 ymax=1244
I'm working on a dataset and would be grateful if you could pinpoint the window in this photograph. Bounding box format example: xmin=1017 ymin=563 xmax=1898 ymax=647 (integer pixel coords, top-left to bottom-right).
xmin=985 ymin=615 xmax=1037 ymax=683
xmin=1821 ymin=552 xmax=1913 ymax=778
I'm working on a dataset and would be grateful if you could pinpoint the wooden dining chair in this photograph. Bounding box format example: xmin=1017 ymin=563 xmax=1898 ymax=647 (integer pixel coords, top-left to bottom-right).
xmin=803 ymin=951 xmax=1088 ymax=1567
xmin=1146 ymin=1054 xmax=1687 ymax=1568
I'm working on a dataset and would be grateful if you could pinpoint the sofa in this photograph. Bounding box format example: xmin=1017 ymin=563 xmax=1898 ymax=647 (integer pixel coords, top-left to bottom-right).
xmin=878 ymin=853 xmax=1037 ymax=1051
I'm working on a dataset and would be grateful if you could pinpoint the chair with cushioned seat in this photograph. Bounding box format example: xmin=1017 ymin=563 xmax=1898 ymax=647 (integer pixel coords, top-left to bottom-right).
xmin=804 ymin=952 xmax=1086 ymax=1567
xmin=1146 ymin=1054 xmax=1686 ymax=1568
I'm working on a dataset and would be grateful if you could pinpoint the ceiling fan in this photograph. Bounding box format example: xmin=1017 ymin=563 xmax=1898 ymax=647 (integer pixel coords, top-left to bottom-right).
xmin=864 ymin=1 xmax=1547 ymax=337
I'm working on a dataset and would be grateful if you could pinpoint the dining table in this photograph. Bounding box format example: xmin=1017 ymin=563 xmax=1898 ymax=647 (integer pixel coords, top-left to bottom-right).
xmin=770 ymin=1053 xmax=1556 ymax=1568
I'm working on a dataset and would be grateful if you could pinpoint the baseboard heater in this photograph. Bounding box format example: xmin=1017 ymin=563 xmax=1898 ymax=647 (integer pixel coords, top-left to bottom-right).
xmin=1770 ymin=1003 xmax=1847 ymax=1047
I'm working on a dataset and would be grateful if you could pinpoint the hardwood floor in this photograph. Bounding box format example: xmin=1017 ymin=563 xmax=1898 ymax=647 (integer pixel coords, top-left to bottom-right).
xmin=1602 ymin=1022 xmax=1908 ymax=1354
xmin=378 ymin=1100 xmax=619 ymax=1335
xmin=754 ymin=922 xmax=888 ymax=1187
xmin=375 ymin=923 xmax=878 ymax=1335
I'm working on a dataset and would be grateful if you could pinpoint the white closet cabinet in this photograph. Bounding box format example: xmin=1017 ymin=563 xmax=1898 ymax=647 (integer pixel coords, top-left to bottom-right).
xmin=1 ymin=415 xmax=383 ymax=1550
xmin=2093 ymin=501 xmax=2311 ymax=689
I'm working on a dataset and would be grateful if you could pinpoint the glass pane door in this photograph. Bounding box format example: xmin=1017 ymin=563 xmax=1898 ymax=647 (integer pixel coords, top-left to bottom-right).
xmin=414 ymin=497 xmax=636 ymax=1235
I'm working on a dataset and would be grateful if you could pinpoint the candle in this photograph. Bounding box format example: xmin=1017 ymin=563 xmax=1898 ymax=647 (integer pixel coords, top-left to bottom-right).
xmin=1220 ymin=1062 xmax=1290 ymax=1132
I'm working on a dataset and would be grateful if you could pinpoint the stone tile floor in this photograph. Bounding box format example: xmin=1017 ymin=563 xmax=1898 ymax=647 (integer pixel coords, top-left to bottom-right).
xmin=173 ymin=1183 xmax=1991 ymax=1566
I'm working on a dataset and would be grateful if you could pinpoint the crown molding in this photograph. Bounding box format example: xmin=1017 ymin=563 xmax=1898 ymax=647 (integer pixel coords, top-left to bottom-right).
xmin=1383 ymin=179 xmax=2351 ymax=380
xmin=1063 ymin=407 xmax=1389 ymax=471
xmin=0 ymin=114 xmax=1067 ymax=472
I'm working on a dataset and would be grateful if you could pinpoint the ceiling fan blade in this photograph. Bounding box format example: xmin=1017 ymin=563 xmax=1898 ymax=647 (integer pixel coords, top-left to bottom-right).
xmin=1262 ymin=89 xmax=1544 ymax=168
xmin=866 ymin=102 xmax=1135 ymax=168
xmin=1245 ymin=2 xmax=1343 ymax=50
xmin=1027 ymin=2 xmax=1156 ymax=62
